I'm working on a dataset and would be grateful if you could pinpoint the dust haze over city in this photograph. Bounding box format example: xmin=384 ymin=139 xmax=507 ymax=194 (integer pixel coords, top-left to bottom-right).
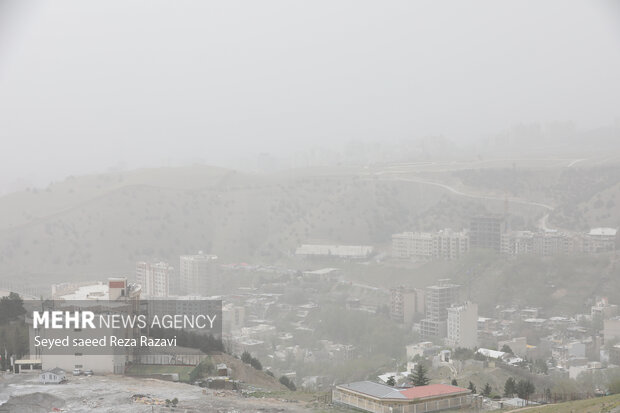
xmin=1 ymin=1 xmax=620 ymax=412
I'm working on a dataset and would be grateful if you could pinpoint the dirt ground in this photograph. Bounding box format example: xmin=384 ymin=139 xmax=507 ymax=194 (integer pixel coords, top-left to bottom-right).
xmin=0 ymin=372 xmax=322 ymax=412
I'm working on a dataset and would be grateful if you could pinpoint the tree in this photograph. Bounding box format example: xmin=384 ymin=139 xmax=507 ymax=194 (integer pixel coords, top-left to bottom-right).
xmin=534 ymin=359 xmax=548 ymax=374
xmin=279 ymin=375 xmax=297 ymax=391
xmin=0 ymin=293 xmax=25 ymax=325
xmin=516 ymin=379 xmax=535 ymax=401
xmin=250 ymin=357 xmax=262 ymax=371
xmin=409 ymin=364 xmax=430 ymax=386
xmin=451 ymin=379 xmax=458 ymax=386
xmin=609 ymin=378 xmax=620 ymax=395
xmin=386 ymin=376 xmax=396 ymax=386
xmin=545 ymin=388 xmax=552 ymax=402
xmin=500 ymin=344 xmax=514 ymax=354
xmin=482 ymin=383 xmax=492 ymax=397
xmin=468 ymin=381 xmax=477 ymax=394
xmin=504 ymin=377 xmax=516 ymax=397
xmin=241 ymin=351 xmax=252 ymax=364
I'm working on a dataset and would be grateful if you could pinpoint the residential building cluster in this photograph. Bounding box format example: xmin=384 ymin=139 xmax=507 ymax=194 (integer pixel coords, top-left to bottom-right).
xmin=392 ymin=215 xmax=616 ymax=260
xmin=389 ymin=280 xmax=479 ymax=349
xmin=392 ymin=229 xmax=469 ymax=260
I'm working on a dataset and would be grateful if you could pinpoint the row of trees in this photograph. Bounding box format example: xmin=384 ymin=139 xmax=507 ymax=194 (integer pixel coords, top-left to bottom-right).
xmin=147 ymin=327 xmax=224 ymax=353
xmin=504 ymin=377 xmax=536 ymax=400
xmin=460 ymin=377 xmax=535 ymax=400
xmin=387 ymin=364 xmax=536 ymax=403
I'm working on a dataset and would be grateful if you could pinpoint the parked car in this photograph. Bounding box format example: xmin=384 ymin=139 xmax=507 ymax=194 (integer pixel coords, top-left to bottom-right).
xmin=84 ymin=369 xmax=93 ymax=376
xmin=72 ymin=368 xmax=82 ymax=376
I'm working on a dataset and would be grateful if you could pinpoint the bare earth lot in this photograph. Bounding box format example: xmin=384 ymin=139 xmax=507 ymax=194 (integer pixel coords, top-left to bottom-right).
xmin=0 ymin=372 xmax=317 ymax=412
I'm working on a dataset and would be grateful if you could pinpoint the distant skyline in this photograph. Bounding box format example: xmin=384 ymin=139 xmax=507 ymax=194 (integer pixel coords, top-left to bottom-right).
xmin=1 ymin=0 xmax=620 ymax=192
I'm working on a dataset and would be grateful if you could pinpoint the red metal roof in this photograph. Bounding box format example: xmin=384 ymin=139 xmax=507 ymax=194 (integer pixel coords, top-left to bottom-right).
xmin=399 ymin=384 xmax=469 ymax=400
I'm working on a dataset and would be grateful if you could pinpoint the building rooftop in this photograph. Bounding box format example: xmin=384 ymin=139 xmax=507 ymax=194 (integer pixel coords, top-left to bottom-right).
xmin=295 ymin=244 xmax=374 ymax=257
xmin=337 ymin=381 xmax=406 ymax=399
xmin=56 ymin=282 xmax=109 ymax=300
xmin=477 ymin=348 xmax=506 ymax=359
xmin=588 ymin=227 xmax=617 ymax=236
xmin=337 ymin=381 xmax=470 ymax=400
xmin=399 ymin=384 xmax=470 ymax=399
xmin=303 ymin=268 xmax=340 ymax=275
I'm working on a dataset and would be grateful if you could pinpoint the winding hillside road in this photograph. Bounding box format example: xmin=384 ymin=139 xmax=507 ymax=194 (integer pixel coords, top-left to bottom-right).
xmin=371 ymin=169 xmax=556 ymax=230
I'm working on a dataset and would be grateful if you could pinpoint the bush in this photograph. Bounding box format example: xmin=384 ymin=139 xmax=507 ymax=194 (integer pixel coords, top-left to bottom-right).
xmin=240 ymin=351 xmax=263 ymax=370
xmin=609 ymin=378 xmax=620 ymax=395
xmin=250 ymin=357 xmax=262 ymax=371
xmin=279 ymin=375 xmax=297 ymax=391
xmin=241 ymin=351 xmax=252 ymax=364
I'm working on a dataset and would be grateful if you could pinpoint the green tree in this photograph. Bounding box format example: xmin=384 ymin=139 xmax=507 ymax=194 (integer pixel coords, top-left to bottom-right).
xmin=451 ymin=379 xmax=458 ymax=386
xmin=241 ymin=351 xmax=252 ymax=364
xmin=516 ymin=379 xmax=535 ymax=401
xmin=500 ymin=344 xmax=513 ymax=354
xmin=0 ymin=293 xmax=25 ymax=325
xmin=609 ymin=378 xmax=620 ymax=395
xmin=534 ymin=359 xmax=548 ymax=374
xmin=504 ymin=377 xmax=516 ymax=397
xmin=409 ymin=364 xmax=430 ymax=386
xmin=482 ymin=383 xmax=492 ymax=397
xmin=279 ymin=375 xmax=297 ymax=391
xmin=386 ymin=376 xmax=396 ymax=386
xmin=468 ymin=381 xmax=477 ymax=394
xmin=250 ymin=357 xmax=262 ymax=370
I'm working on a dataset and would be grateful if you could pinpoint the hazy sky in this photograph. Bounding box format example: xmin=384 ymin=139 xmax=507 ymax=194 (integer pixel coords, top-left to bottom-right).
xmin=1 ymin=0 xmax=619 ymax=190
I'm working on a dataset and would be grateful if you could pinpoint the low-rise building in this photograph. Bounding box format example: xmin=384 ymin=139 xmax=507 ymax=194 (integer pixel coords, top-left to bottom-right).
xmin=295 ymin=244 xmax=374 ymax=259
xmin=406 ymin=342 xmax=437 ymax=360
xmin=332 ymin=381 xmax=471 ymax=413
xmin=39 ymin=368 xmax=67 ymax=384
xmin=582 ymin=228 xmax=617 ymax=253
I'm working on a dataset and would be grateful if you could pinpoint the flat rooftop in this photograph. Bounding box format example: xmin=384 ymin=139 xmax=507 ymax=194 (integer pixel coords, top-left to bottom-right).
xmin=337 ymin=381 xmax=469 ymax=401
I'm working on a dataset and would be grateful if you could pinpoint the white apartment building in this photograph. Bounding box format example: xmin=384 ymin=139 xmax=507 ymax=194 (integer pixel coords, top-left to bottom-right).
xmin=136 ymin=261 xmax=174 ymax=297
xmin=583 ymin=228 xmax=617 ymax=253
xmin=392 ymin=229 xmax=469 ymax=260
xmin=446 ymin=302 xmax=478 ymax=349
xmin=34 ymin=278 xmax=141 ymax=374
xmin=180 ymin=252 xmax=219 ymax=295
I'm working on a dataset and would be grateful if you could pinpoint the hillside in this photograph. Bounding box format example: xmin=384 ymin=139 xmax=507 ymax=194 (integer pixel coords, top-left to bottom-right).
xmin=505 ymin=393 xmax=620 ymax=413
xmin=210 ymin=353 xmax=287 ymax=391
xmin=0 ymin=163 xmax=618 ymax=293
xmin=0 ymin=165 xmax=503 ymax=285
xmin=320 ymin=250 xmax=620 ymax=316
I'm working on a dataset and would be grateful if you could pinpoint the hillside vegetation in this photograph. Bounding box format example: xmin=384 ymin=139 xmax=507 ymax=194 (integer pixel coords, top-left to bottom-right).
xmin=0 ymin=163 xmax=618 ymax=293
xmin=0 ymin=165 xmax=496 ymax=283
xmin=506 ymin=393 xmax=620 ymax=413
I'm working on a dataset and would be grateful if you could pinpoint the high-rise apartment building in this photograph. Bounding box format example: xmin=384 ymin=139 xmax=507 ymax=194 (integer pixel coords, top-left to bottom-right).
xmin=179 ymin=251 xmax=219 ymax=295
xmin=420 ymin=280 xmax=461 ymax=339
xmin=469 ymin=216 xmax=505 ymax=252
xmin=446 ymin=301 xmax=478 ymax=349
xmin=136 ymin=261 xmax=174 ymax=297
xmin=390 ymin=286 xmax=425 ymax=324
